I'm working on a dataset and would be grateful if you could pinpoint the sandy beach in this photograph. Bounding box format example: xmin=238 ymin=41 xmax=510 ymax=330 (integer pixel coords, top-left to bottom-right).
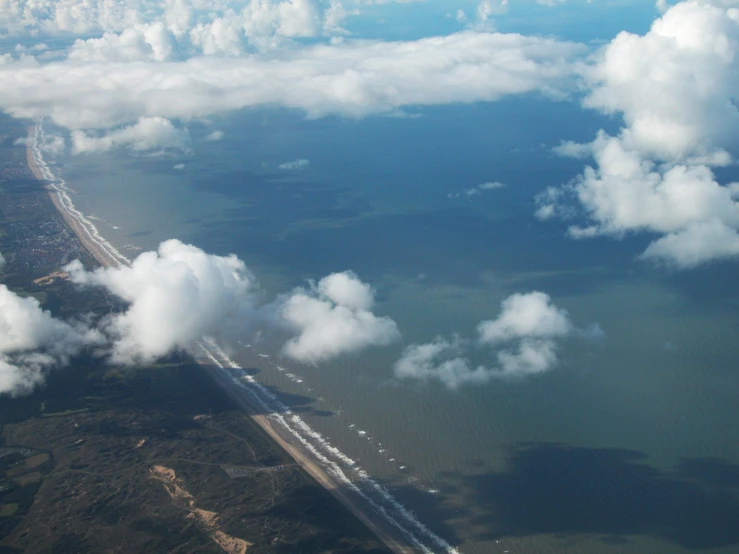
xmin=25 ymin=131 xmax=422 ymax=554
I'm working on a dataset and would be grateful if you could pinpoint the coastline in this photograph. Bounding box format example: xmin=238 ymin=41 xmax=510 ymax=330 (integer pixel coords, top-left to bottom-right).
xmin=25 ymin=128 xmax=426 ymax=554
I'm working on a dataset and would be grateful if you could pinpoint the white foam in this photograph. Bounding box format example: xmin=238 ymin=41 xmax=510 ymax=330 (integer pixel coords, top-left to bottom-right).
xmin=198 ymin=339 xmax=461 ymax=554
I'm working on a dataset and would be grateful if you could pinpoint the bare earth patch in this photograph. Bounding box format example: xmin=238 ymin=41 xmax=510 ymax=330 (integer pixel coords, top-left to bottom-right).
xmin=150 ymin=465 xmax=252 ymax=554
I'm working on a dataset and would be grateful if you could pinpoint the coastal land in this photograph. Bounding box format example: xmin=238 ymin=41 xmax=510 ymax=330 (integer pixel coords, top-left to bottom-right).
xmin=0 ymin=118 xmax=396 ymax=553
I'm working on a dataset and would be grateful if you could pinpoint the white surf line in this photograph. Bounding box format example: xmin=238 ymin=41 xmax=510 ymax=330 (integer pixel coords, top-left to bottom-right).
xmin=198 ymin=341 xmax=436 ymax=554
xmin=200 ymin=338 xmax=461 ymax=554
xmin=257 ymin=352 xmax=409 ymax=485
xmin=31 ymin=124 xmax=131 ymax=267
xmin=251 ymin=353 xmax=401 ymax=466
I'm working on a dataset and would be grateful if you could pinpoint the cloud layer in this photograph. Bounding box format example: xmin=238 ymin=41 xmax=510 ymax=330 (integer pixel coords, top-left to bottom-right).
xmin=394 ymin=291 xmax=596 ymax=389
xmin=0 ymin=31 xmax=582 ymax=136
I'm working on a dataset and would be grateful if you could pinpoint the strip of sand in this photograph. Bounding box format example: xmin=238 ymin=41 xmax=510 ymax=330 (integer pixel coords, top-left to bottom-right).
xmin=25 ymin=133 xmax=422 ymax=554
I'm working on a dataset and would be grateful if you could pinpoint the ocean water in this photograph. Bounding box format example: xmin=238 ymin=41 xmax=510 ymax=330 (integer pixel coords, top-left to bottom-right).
xmin=44 ymin=99 xmax=739 ymax=553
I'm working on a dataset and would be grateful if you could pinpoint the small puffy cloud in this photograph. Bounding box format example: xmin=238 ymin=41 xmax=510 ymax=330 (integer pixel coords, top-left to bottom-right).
xmin=552 ymin=140 xmax=591 ymax=159
xmin=395 ymin=291 xmax=597 ymax=389
xmin=394 ymin=338 xmax=492 ymax=389
xmin=280 ymin=271 xmax=400 ymax=363
xmin=457 ymin=0 xmax=507 ymax=31
xmin=537 ymin=132 xmax=739 ymax=268
xmin=71 ymin=117 xmax=190 ymax=154
xmin=449 ymin=181 xmax=505 ymax=198
xmin=278 ymin=158 xmax=310 ymax=170
xmin=0 ymin=284 xmax=102 ymax=396
xmin=205 ymin=130 xmax=224 ymax=141
xmin=65 ymin=239 xmax=258 ymax=365
xmin=173 ymin=163 xmax=186 ymax=170
xmin=477 ymin=291 xmax=572 ymax=344
xmin=67 ymin=22 xmax=178 ymax=62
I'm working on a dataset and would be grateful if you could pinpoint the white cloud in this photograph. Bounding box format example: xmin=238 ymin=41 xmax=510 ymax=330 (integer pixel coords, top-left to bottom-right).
xmin=457 ymin=0 xmax=506 ymax=31
xmin=394 ymin=291 xmax=594 ymax=389
xmin=67 ymin=22 xmax=178 ymax=62
xmin=280 ymin=271 xmax=400 ymax=363
xmin=394 ymin=338 xmax=491 ymax=389
xmin=0 ymin=31 xmax=583 ymax=132
xmin=0 ymin=252 xmax=5 ymax=270
xmin=63 ymin=241 xmax=397 ymax=366
xmin=582 ymin=0 xmax=739 ymax=162
xmin=641 ymin=218 xmax=739 ymax=267
xmin=0 ymin=0 xmax=360 ymax=54
xmin=65 ymin=239 xmax=258 ymax=365
xmin=552 ymin=140 xmax=591 ymax=159
xmin=39 ymin=133 xmax=65 ymax=154
xmin=205 ymin=130 xmax=224 ymax=141
xmin=541 ymin=1 xmax=739 ymax=268
xmin=279 ymin=158 xmax=310 ymax=170
xmin=477 ymin=291 xmax=572 ymax=344
xmin=448 ymin=180 xmax=505 ymax=198
xmin=71 ymin=117 xmax=190 ymax=153
xmin=0 ymin=284 xmax=102 ymax=396
xmin=538 ymin=133 xmax=739 ymax=268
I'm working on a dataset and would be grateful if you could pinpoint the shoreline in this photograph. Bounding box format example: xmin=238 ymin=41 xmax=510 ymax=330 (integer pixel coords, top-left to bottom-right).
xmin=25 ymin=128 xmax=425 ymax=554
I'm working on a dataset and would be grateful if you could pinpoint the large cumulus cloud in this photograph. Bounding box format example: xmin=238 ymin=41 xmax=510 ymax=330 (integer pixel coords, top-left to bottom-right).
xmin=537 ymin=132 xmax=739 ymax=267
xmin=582 ymin=0 xmax=739 ymax=162
xmin=539 ymin=0 xmax=739 ymax=268
xmin=65 ymin=239 xmax=258 ymax=365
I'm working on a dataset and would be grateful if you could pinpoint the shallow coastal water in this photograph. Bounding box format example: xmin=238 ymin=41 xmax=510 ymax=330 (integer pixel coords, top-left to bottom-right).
xmin=43 ymin=103 xmax=739 ymax=553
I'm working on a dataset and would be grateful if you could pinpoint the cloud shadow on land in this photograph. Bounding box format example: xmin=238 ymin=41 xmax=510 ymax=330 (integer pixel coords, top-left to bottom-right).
xmin=446 ymin=443 xmax=739 ymax=549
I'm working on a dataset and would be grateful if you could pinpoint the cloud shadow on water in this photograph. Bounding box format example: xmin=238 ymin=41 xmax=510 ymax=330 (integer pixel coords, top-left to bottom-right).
xmin=448 ymin=443 xmax=739 ymax=549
